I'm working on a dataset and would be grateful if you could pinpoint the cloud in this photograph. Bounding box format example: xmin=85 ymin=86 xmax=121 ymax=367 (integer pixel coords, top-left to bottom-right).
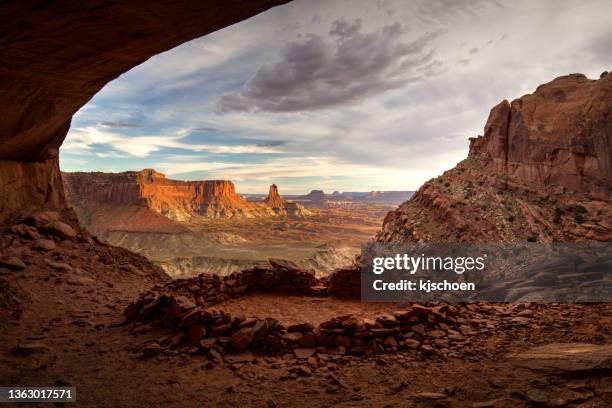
xmin=255 ymin=140 xmax=289 ymax=147
xmin=159 ymin=156 xmax=406 ymax=179
xmin=219 ymin=19 xmax=442 ymax=112
xmin=99 ymin=121 xmax=144 ymax=128
xmin=192 ymin=126 xmax=219 ymax=132
xmin=63 ymin=126 xmax=285 ymax=157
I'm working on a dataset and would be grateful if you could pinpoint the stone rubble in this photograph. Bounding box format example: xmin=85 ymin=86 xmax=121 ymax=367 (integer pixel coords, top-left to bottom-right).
xmin=123 ymin=285 xmax=518 ymax=363
xmin=153 ymin=258 xmax=322 ymax=307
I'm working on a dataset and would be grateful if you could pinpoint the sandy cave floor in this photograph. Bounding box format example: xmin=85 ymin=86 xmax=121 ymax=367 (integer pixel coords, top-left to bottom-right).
xmin=0 ymin=230 xmax=611 ymax=407
xmin=2 ymin=266 xmax=611 ymax=407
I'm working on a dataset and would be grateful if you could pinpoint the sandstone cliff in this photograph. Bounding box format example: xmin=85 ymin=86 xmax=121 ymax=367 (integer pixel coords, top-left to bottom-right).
xmin=63 ymin=171 xmax=312 ymax=233
xmin=468 ymin=73 xmax=611 ymax=199
xmin=378 ymin=74 xmax=612 ymax=243
xmin=263 ymin=184 xmax=311 ymax=217
xmin=63 ymin=169 xmax=277 ymax=233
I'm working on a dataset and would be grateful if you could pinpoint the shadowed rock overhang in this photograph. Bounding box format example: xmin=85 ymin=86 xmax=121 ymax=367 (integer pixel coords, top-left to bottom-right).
xmin=0 ymin=0 xmax=289 ymax=220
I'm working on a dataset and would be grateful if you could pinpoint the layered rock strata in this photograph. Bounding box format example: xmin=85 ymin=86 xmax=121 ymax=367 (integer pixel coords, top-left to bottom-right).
xmin=378 ymin=74 xmax=612 ymax=243
xmin=63 ymin=169 xmax=272 ymax=227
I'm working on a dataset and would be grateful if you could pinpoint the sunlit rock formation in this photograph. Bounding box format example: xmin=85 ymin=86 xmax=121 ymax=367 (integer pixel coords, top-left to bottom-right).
xmin=378 ymin=74 xmax=612 ymax=243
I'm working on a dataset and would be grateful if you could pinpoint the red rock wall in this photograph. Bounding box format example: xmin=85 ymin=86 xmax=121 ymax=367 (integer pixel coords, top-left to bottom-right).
xmin=0 ymin=0 xmax=288 ymax=221
xmin=63 ymin=171 xmax=145 ymax=207
xmin=469 ymin=74 xmax=612 ymax=198
xmin=63 ymin=170 xmax=256 ymax=221
xmin=0 ymin=159 xmax=65 ymax=220
xmin=379 ymin=74 xmax=612 ymax=244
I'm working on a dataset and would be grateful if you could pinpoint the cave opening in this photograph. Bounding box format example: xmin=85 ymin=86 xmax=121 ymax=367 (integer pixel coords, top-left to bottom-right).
xmin=56 ymin=1 xmax=467 ymax=280
xmin=2 ymin=2 xmax=611 ymax=406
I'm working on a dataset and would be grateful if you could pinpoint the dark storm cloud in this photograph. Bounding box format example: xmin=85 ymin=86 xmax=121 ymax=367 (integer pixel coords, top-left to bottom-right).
xmin=256 ymin=140 xmax=289 ymax=147
xmin=585 ymin=31 xmax=612 ymax=65
xmin=219 ymin=19 xmax=442 ymax=113
xmin=415 ymin=0 xmax=503 ymax=23
xmin=99 ymin=121 xmax=143 ymax=128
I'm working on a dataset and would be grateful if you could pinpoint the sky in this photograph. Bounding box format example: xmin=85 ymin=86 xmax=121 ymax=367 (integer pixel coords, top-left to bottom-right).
xmin=60 ymin=0 xmax=612 ymax=194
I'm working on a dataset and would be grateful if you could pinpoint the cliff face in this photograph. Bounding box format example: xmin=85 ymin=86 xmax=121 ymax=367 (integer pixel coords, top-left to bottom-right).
xmin=0 ymin=159 xmax=65 ymax=220
xmin=378 ymin=74 xmax=612 ymax=243
xmin=63 ymin=169 xmax=267 ymax=223
xmin=468 ymin=74 xmax=611 ymax=199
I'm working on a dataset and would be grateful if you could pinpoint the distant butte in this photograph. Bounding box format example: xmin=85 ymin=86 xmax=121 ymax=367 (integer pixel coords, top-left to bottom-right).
xmin=263 ymin=183 xmax=311 ymax=217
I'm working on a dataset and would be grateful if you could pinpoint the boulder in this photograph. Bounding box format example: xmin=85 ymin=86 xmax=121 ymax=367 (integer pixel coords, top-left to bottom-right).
xmin=508 ymin=343 xmax=612 ymax=374
xmin=25 ymin=211 xmax=61 ymax=227
xmin=187 ymin=325 xmax=207 ymax=346
xmin=230 ymin=327 xmax=254 ymax=351
xmin=142 ymin=343 xmax=162 ymax=358
xmin=46 ymin=260 xmax=72 ymax=272
xmin=34 ymin=238 xmax=56 ymax=251
xmin=412 ymin=392 xmax=450 ymax=406
xmin=294 ymin=348 xmax=316 ymax=359
xmin=0 ymin=256 xmax=26 ymax=271
xmin=42 ymin=221 xmax=77 ymax=239
xmin=10 ymin=224 xmax=41 ymax=240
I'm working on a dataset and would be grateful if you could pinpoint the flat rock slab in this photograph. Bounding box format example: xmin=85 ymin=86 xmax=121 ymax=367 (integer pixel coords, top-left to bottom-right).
xmin=508 ymin=343 xmax=612 ymax=374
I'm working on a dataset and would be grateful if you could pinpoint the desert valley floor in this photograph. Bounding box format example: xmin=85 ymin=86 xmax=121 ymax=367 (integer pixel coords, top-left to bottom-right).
xmin=99 ymin=203 xmax=392 ymax=278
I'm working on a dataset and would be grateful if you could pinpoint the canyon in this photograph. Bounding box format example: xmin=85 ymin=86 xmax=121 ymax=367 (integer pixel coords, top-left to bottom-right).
xmin=1 ymin=71 xmax=611 ymax=407
xmin=0 ymin=2 xmax=611 ymax=406
xmin=63 ymin=169 xmax=395 ymax=278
